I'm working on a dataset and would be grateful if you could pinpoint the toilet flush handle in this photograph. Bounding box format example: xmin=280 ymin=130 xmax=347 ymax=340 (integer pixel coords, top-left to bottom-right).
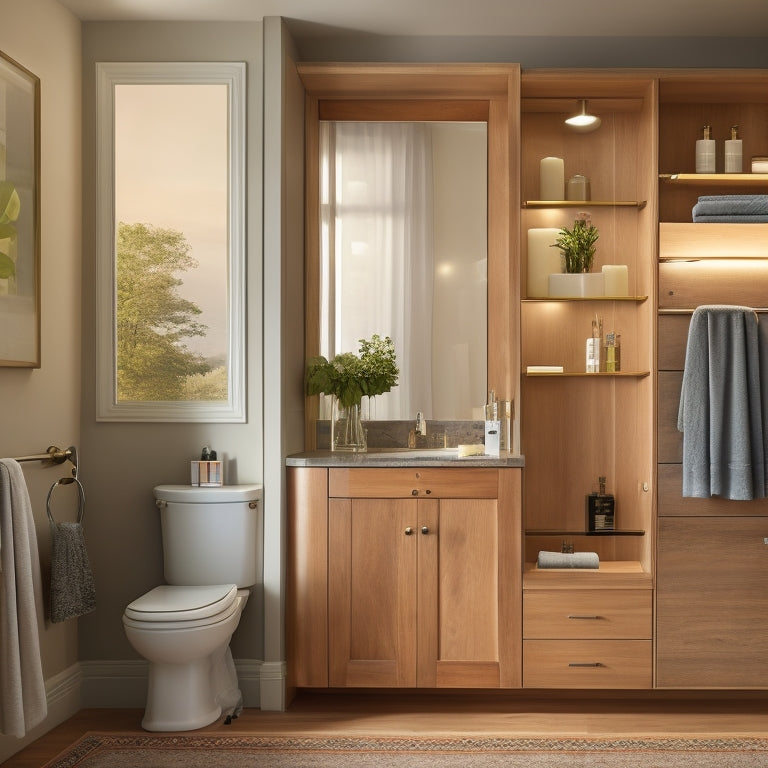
xmin=155 ymin=499 xmax=166 ymax=509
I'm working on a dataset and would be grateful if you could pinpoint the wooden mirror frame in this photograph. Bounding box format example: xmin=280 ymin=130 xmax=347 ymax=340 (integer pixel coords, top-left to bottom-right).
xmin=297 ymin=63 xmax=521 ymax=447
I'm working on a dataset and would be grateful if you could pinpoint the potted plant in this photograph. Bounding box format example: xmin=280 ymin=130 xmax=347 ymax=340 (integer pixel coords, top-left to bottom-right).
xmin=548 ymin=216 xmax=604 ymax=297
xmin=305 ymin=334 xmax=399 ymax=452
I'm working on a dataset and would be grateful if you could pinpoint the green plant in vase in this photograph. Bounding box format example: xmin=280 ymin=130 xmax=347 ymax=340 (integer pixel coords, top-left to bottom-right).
xmin=305 ymin=334 xmax=399 ymax=451
xmin=552 ymin=216 xmax=599 ymax=273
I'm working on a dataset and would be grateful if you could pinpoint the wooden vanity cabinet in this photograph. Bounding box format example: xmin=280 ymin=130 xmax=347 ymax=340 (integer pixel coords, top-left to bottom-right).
xmin=287 ymin=466 xmax=522 ymax=690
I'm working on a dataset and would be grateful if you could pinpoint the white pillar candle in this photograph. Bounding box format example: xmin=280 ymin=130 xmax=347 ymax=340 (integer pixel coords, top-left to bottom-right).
xmin=602 ymin=264 xmax=629 ymax=296
xmin=527 ymin=228 xmax=563 ymax=297
xmin=540 ymin=156 xmax=565 ymax=201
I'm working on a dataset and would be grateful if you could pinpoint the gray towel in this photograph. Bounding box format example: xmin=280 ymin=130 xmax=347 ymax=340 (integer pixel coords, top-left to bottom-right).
xmin=678 ymin=305 xmax=765 ymax=500
xmin=50 ymin=522 xmax=96 ymax=623
xmin=0 ymin=459 xmax=47 ymax=737
xmin=692 ymin=194 xmax=768 ymax=216
xmin=537 ymin=551 xmax=599 ymax=569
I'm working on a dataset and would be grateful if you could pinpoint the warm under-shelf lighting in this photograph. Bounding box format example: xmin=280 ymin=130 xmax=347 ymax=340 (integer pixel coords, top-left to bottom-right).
xmin=564 ymin=99 xmax=601 ymax=132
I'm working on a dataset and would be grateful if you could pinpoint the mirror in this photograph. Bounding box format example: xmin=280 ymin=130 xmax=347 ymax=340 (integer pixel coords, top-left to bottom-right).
xmin=298 ymin=63 xmax=519 ymax=448
xmin=318 ymin=120 xmax=488 ymax=420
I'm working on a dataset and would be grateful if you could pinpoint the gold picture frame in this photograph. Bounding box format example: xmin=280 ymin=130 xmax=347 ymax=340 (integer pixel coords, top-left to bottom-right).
xmin=0 ymin=49 xmax=40 ymax=367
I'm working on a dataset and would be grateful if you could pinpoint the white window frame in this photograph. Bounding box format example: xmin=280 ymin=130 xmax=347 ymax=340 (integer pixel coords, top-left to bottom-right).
xmin=95 ymin=61 xmax=246 ymax=422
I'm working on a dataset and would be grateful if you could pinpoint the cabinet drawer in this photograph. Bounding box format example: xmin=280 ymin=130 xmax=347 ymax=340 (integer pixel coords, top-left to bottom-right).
xmin=523 ymin=640 xmax=652 ymax=689
xmin=329 ymin=468 xmax=499 ymax=499
xmin=523 ymin=590 xmax=652 ymax=640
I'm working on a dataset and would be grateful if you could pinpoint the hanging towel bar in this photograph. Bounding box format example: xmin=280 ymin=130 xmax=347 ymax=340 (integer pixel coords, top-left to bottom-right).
xmin=14 ymin=445 xmax=78 ymax=477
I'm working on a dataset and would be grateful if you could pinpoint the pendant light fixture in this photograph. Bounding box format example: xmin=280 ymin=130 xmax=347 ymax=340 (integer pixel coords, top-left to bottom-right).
xmin=565 ymin=99 xmax=601 ymax=132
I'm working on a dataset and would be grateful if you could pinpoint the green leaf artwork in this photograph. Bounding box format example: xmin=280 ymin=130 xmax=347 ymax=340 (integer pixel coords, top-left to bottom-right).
xmin=0 ymin=180 xmax=20 ymax=278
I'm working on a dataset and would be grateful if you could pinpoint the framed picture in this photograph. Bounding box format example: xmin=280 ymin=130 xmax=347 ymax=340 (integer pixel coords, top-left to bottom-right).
xmin=0 ymin=50 xmax=40 ymax=367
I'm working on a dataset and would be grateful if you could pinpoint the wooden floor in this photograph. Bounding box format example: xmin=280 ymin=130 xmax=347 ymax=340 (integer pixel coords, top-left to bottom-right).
xmin=5 ymin=691 xmax=768 ymax=767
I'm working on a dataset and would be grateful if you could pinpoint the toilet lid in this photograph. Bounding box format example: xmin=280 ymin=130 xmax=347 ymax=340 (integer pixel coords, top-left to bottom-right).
xmin=125 ymin=584 xmax=238 ymax=622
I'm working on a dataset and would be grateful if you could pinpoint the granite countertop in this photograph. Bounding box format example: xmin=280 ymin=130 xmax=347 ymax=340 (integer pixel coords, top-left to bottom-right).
xmin=286 ymin=449 xmax=525 ymax=468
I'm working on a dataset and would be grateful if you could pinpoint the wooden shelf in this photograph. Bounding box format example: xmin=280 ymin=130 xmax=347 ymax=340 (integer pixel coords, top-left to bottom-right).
xmin=523 ymin=560 xmax=652 ymax=589
xmin=523 ymin=296 xmax=648 ymax=303
xmin=523 ymin=200 xmax=647 ymax=209
xmin=659 ymin=222 xmax=768 ymax=260
xmin=525 ymin=371 xmax=650 ymax=378
xmin=660 ymin=173 xmax=768 ymax=184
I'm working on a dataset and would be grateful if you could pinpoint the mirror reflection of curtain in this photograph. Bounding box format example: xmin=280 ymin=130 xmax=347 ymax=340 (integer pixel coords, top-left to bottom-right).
xmin=320 ymin=121 xmax=434 ymax=420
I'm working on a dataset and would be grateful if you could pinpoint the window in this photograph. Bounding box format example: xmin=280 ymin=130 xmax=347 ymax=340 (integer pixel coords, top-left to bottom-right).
xmin=96 ymin=62 xmax=245 ymax=421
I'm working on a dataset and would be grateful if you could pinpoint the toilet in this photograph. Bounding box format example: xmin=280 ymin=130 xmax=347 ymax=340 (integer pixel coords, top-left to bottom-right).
xmin=122 ymin=483 xmax=262 ymax=732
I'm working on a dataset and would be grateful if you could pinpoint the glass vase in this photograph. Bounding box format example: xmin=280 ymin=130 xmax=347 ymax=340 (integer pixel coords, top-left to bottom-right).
xmin=331 ymin=398 xmax=367 ymax=453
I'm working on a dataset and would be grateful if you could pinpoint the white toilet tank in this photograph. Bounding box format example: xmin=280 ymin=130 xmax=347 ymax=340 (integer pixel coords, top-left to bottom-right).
xmin=154 ymin=484 xmax=262 ymax=588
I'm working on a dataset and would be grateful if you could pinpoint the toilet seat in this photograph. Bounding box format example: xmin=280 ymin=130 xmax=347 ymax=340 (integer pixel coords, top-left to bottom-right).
xmin=124 ymin=584 xmax=238 ymax=624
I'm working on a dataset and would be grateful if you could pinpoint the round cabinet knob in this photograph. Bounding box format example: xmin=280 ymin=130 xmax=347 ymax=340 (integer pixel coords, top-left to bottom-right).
xmin=421 ymin=526 xmax=429 ymax=535
xmin=405 ymin=527 xmax=414 ymax=536
xmin=411 ymin=489 xmax=419 ymax=496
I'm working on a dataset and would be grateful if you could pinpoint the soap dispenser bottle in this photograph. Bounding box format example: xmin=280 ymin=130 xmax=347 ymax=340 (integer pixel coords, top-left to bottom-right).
xmin=696 ymin=125 xmax=716 ymax=173
xmin=725 ymin=125 xmax=743 ymax=173
xmin=586 ymin=475 xmax=615 ymax=532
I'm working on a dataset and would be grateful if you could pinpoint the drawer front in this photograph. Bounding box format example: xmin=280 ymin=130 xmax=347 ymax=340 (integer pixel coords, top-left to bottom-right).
xmin=329 ymin=468 xmax=499 ymax=499
xmin=523 ymin=640 xmax=652 ymax=689
xmin=523 ymin=589 xmax=652 ymax=640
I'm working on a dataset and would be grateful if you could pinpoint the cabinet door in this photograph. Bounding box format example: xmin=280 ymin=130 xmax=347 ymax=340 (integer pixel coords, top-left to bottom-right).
xmin=418 ymin=497 xmax=503 ymax=688
xmin=328 ymin=497 xmax=418 ymax=687
xmin=657 ymin=517 xmax=768 ymax=688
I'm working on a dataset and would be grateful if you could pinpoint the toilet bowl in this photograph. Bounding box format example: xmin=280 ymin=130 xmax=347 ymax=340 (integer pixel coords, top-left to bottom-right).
xmin=122 ymin=483 xmax=262 ymax=732
xmin=123 ymin=584 xmax=250 ymax=731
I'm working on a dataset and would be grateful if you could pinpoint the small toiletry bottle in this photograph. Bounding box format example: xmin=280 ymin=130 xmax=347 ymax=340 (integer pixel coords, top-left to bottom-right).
xmin=696 ymin=125 xmax=715 ymax=173
xmin=484 ymin=390 xmax=500 ymax=457
xmin=603 ymin=331 xmax=621 ymax=373
xmin=586 ymin=316 xmax=601 ymax=373
xmin=586 ymin=476 xmax=616 ymax=532
xmin=725 ymin=125 xmax=743 ymax=173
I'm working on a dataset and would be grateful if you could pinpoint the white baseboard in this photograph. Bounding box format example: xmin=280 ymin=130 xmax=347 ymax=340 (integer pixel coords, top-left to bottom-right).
xmin=259 ymin=661 xmax=287 ymax=711
xmin=79 ymin=658 xmax=271 ymax=710
xmin=0 ymin=663 xmax=81 ymax=764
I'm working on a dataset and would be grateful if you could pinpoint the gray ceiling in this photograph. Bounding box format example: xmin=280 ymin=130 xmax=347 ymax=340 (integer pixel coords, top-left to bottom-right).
xmin=56 ymin=0 xmax=768 ymax=37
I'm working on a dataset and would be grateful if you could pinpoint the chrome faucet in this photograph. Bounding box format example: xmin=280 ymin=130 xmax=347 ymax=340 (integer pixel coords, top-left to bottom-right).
xmin=415 ymin=411 xmax=426 ymax=436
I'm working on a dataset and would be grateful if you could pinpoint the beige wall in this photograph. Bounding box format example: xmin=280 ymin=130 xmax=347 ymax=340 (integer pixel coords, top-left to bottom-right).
xmin=79 ymin=21 xmax=265 ymax=672
xmin=0 ymin=0 xmax=82 ymax=758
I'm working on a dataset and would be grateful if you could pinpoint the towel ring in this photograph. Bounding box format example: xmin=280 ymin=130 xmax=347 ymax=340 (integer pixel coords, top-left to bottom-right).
xmin=47 ymin=476 xmax=85 ymax=526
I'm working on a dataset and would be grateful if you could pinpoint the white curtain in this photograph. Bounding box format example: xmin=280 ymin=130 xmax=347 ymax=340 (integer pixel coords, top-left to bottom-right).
xmin=320 ymin=121 xmax=434 ymax=420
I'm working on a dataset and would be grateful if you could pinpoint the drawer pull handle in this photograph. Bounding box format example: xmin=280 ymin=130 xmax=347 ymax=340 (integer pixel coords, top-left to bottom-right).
xmin=568 ymin=662 xmax=604 ymax=668
xmin=405 ymin=527 xmax=414 ymax=536
xmin=421 ymin=526 xmax=429 ymax=535
xmin=412 ymin=489 xmax=419 ymax=496
xmin=568 ymin=615 xmax=602 ymax=620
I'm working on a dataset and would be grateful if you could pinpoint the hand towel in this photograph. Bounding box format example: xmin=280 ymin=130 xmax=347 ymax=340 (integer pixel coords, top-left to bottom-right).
xmin=0 ymin=459 xmax=47 ymax=737
xmin=537 ymin=551 xmax=599 ymax=569
xmin=677 ymin=305 xmax=766 ymax=500
xmin=50 ymin=521 xmax=96 ymax=623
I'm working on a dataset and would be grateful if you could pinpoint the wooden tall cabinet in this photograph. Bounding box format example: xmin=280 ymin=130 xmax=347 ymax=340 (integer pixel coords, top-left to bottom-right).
xmin=656 ymin=70 xmax=768 ymax=688
xmin=518 ymin=72 xmax=656 ymax=689
xmin=287 ymin=464 xmax=522 ymax=690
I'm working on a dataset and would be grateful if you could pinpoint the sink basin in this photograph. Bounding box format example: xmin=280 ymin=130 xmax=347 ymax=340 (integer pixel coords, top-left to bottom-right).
xmin=364 ymin=448 xmax=461 ymax=461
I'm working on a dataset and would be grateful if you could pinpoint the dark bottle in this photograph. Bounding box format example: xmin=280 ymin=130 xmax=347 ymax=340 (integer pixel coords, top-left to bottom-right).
xmin=586 ymin=475 xmax=615 ymax=532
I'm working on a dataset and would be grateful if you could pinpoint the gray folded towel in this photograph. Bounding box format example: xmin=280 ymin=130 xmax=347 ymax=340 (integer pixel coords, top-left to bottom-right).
xmin=50 ymin=522 xmax=96 ymax=623
xmin=537 ymin=551 xmax=599 ymax=569
xmin=692 ymin=195 xmax=768 ymax=222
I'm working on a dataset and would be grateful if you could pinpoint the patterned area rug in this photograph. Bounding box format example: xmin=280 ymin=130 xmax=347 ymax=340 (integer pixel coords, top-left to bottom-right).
xmin=44 ymin=734 xmax=768 ymax=767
